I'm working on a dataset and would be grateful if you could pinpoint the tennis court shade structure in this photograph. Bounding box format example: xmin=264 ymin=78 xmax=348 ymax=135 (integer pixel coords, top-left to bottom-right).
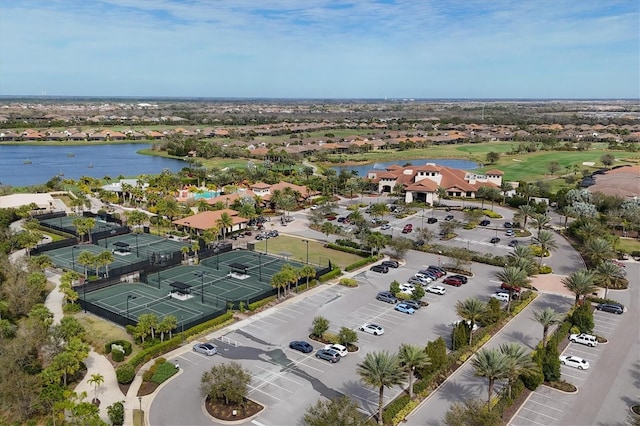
xmin=228 ymin=263 xmax=249 ymax=274
xmin=169 ymin=281 xmax=192 ymax=295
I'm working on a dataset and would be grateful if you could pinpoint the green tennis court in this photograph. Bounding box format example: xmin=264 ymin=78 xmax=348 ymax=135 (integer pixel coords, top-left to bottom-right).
xmin=40 ymin=215 xmax=121 ymax=235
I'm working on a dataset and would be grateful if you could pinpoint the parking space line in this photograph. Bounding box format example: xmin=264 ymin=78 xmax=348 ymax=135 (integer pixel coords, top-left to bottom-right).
xmin=513 ymin=415 xmax=548 ymax=426
xmin=277 ymin=309 xmax=298 ymax=319
xmin=263 ymin=315 xmax=288 ymax=324
xmin=526 ymin=399 xmax=565 ymax=412
xmin=519 ymin=406 xmax=560 ymax=421
xmin=176 ymin=354 xmax=199 ymax=364
xmin=252 ymin=364 xmax=305 ymax=387
xmin=559 ymin=370 xmax=586 ymax=381
xmin=530 ymin=392 xmax=569 ymax=404
xmin=251 ymin=374 xmax=295 ymax=394
xmin=248 ymin=385 xmax=283 ymax=401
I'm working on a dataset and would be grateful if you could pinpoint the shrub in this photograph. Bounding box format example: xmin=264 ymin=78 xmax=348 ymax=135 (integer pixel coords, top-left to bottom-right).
xmin=312 ymin=316 xmax=330 ymax=337
xmin=538 ymin=265 xmax=553 ymax=274
xmin=570 ymin=303 xmax=594 ymax=333
xmin=318 ymin=267 xmax=341 ymax=282
xmin=106 ymin=340 xmax=132 ymax=356
xmin=390 ymin=280 xmax=401 ymax=296
xmin=248 ymin=296 xmax=276 ymax=311
xmin=482 ymin=298 xmax=503 ymax=325
xmin=326 ymin=243 xmax=369 ymax=257
xmin=482 ymin=209 xmax=502 ymax=219
xmin=339 ymin=278 xmax=358 ymax=287
xmin=63 ymin=304 xmax=81 ymax=314
xmin=111 ymin=348 xmax=125 ymax=362
xmin=451 ymin=322 xmax=470 ymax=351
xmin=335 ymin=239 xmax=361 ymax=249
xmin=392 ymin=399 xmax=419 ymax=425
xmin=520 ymin=364 xmax=545 ymax=390
xmin=116 ymin=365 xmax=135 ymax=384
xmin=344 ymin=256 xmax=380 ymax=271
xmin=421 ymin=337 xmax=447 ymax=377
xmin=382 ymin=394 xmax=410 ymax=425
xmin=541 ymin=344 xmax=561 ymax=382
xmin=150 ymin=362 xmax=178 ymax=384
xmin=142 ymin=365 xmax=156 ymax=382
xmin=585 ymin=295 xmax=622 ymax=305
xmin=107 ymin=401 xmax=124 ymax=426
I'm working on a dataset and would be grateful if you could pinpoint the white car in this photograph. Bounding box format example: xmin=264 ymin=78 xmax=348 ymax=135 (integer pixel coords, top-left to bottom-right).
xmin=490 ymin=292 xmax=510 ymax=302
xmin=400 ymin=284 xmax=416 ymax=295
xmin=193 ymin=342 xmax=218 ymax=356
xmin=425 ymin=285 xmax=446 ymax=295
xmin=359 ymin=323 xmax=385 ymax=336
xmin=381 ymin=224 xmax=391 ymax=230
xmin=310 ymin=205 xmax=318 ymax=210
xmin=560 ymin=355 xmax=590 ymax=370
xmin=414 ymin=273 xmax=434 ymax=283
xmin=569 ymin=333 xmax=597 ymax=347
xmin=323 ymin=344 xmax=348 ymax=357
xmin=450 ymin=320 xmax=479 ymax=332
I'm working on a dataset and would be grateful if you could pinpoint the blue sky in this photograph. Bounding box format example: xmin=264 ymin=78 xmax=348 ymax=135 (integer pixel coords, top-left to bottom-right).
xmin=0 ymin=0 xmax=638 ymax=99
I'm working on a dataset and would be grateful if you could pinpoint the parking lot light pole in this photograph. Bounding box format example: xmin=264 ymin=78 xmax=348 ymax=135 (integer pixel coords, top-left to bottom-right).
xmin=134 ymin=232 xmax=139 ymax=257
xmin=126 ymin=294 xmax=136 ymax=318
xmin=258 ymin=253 xmax=263 ymax=282
xmin=71 ymin=245 xmax=79 ymax=272
xmin=83 ymin=282 xmax=87 ymax=313
xmin=194 ymin=271 xmax=205 ymax=303
xmin=302 ymin=239 xmax=309 ymax=264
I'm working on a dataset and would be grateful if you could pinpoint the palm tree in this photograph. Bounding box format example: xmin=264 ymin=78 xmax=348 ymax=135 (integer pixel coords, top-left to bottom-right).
xmin=532 ymin=307 xmax=564 ymax=348
xmin=498 ymin=343 xmax=537 ymax=398
xmin=216 ymin=212 xmax=234 ymax=240
xmin=398 ymin=344 xmax=430 ymax=398
xmin=320 ymin=222 xmax=336 ymax=240
xmin=98 ymin=251 xmax=115 ymax=278
xmin=471 ymin=348 xmax=511 ymax=408
xmin=584 ymin=237 xmax=614 ymax=267
xmin=518 ymin=183 xmax=538 ymax=204
xmin=88 ymin=373 xmax=104 ymax=403
xmin=77 ymin=251 xmax=94 ymax=277
xmin=518 ymin=205 xmax=536 ymax=230
xmin=270 ymin=271 xmax=286 ymax=299
xmin=507 ymin=245 xmax=537 ymax=276
xmin=595 ymin=261 xmax=624 ymax=299
xmin=533 ymin=230 xmax=558 ymax=265
xmin=495 ymin=266 xmax=528 ymax=313
xmin=356 ymin=351 xmax=405 ymax=425
xmin=562 ymin=269 xmax=597 ymax=305
xmin=299 ymin=265 xmax=317 ymax=290
xmin=500 ymin=181 xmax=513 ymax=205
xmin=532 ymin=214 xmax=551 ymax=237
xmin=455 ymin=298 xmax=488 ymax=345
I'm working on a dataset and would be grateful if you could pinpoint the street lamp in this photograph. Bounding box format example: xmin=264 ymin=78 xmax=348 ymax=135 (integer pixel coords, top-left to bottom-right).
xmin=105 ymin=229 xmax=116 ymax=248
xmin=265 ymin=234 xmax=268 ymax=255
xmin=71 ymin=245 xmax=79 ymax=272
xmin=134 ymin=232 xmax=139 ymax=256
xmin=126 ymin=294 xmax=137 ymax=318
xmin=83 ymin=282 xmax=87 ymax=313
xmin=138 ymin=396 xmax=142 ymax=413
xmin=257 ymin=253 xmax=263 ymax=282
xmin=302 ymin=239 xmax=309 ymax=264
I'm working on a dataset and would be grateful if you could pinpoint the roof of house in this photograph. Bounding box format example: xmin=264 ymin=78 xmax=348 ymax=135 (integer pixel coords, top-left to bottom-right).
xmin=172 ymin=209 xmax=247 ymax=231
xmin=589 ymin=165 xmax=640 ymax=199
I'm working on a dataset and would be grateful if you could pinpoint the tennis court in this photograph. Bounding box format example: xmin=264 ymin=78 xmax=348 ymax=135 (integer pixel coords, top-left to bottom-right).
xmin=83 ymin=250 xmax=323 ymax=327
xmin=40 ymin=215 xmax=121 ymax=235
xmin=46 ymin=243 xmax=141 ymax=275
xmin=105 ymin=233 xmax=188 ymax=258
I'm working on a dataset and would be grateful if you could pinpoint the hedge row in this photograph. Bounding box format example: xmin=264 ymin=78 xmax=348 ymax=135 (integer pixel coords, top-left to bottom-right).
xmin=325 ymin=243 xmax=370 ymax=257
xmin=104 ymin=339 xmax=133 ymax=355
xmin=344 ymin=255 xmax=381 ymax=272
xmin=318 ymin=267 xmax=342 ymax=282
xmin=249 ymin=296 xmax=276 ymax=311
xmin=117 ymin=312 xmax=234 ymax=383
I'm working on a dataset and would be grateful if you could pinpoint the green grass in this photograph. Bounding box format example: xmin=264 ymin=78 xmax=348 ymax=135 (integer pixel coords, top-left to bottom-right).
xmin=133 ymin=409 xmax=144 ymax=426
xmin=253 ymin=235 xmax=362 ymax=269
xmin=616 ymin=238 xmax=640 ymax=255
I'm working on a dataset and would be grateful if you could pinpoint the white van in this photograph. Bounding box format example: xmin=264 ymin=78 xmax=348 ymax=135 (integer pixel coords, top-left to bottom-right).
xmin=490 ymin=292 xmax=510 ymax=302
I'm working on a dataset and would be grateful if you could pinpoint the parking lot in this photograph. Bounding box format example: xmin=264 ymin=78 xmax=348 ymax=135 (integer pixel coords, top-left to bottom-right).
xmin=509 ymin=309 xmax=623 ymax=426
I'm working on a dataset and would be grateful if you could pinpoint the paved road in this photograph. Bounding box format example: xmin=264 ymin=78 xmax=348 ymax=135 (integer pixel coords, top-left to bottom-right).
xmin=405 ymin=292 xmax=574 ymax=425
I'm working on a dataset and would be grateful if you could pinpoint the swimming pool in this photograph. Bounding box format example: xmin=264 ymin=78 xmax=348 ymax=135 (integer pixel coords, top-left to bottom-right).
xmin=193 ymin=191 xmax=221 ymax=200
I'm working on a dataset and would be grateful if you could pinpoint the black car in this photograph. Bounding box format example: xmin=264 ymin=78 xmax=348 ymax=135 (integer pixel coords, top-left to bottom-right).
xmin=508 ymin=240 xmax=518 ymax=247
xmin=370 ymin=264 xmax=389 ymax=273
xmin=504 ymin=222 xmax=513 ymax=228
xmin=596 ymin=303 xmax=624 ymax=314
xmin=402 ymin=299 xmax=423 ymax=310
xmin=427 ymin=217 xmax=438 ymax=224
xmin=289 ymin=340 xmax=314 ymax=353
xmin=448 ymin=274 xmax=468 ymax=284
xmin=428 ymin=266 xmax=447 ymax=276
xmin=490 ymin=237 xmax=500 ymax=244
xmin=414 ymin=240 xmax=425 ymax=247
xmin=444 ymin=214 xmax=454 ymax=221
xmin=480 ymin=220 xmax=491 ymax=226
xmin=381 ymin=260 xmax=400 ymax=268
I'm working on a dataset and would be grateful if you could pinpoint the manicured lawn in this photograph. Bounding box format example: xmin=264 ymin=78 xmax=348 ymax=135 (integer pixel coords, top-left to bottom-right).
xmin=253 ymin=234 xmax=362 ymax=269
xmin=616 ymin=238 xmax=640 ymax=255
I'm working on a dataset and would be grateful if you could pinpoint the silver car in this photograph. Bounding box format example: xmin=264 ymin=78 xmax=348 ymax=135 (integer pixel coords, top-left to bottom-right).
xmin=193 ymin=342 xmax=218 ymax=356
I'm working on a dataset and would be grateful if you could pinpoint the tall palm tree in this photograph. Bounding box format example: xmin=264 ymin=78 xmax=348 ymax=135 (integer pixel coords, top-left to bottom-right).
xmin=455 ymin=298 xmax=488 ymax=345
xmin=500 ymin=181 xmax=513 ymax=205
xmin=495 ymin=266 xmax=528 ymax=313
xmin=472 ymin=348 xmax=511 ymax=408
xmin=398 ymin=344 xmax=430 ymax=398
xmin=595 ymin=261 xmax=624 ymax=299
xmin=507 ymin=245 xmax=537 ymax=275
xmin=532 ymin=214 xmax=551 ymax=237
xmin=562 ymin=269 xmax=597 ymax=305
xmin=270 ymin=271 xmax=286 ymax=299
xmin=88 ymin=373 xmax=104 ymax=403
xmin=532 ymin=307 xmax=564 ymax=348
xmin=498 ymin=343 xmax=537 ymax=398
xmin=518 ymin=183 xmax=538 ymax=205
xmin=584 ymin=237 xmax=614 ymax=267
xmin=518 ymin=205 xmax=536 ymax=230
xmin=216 ymin=212 xmax=234 ymax=240
xmin=299 ymin=265 xmax=317 ymax=290
xmin=356 ymin=351 xmax=405 ymax=425
xmin=533 ymin=230 xmax=558 ymax=265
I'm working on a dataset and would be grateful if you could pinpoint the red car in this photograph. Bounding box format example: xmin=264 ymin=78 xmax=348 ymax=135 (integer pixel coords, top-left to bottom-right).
xmin=500 ymin=283 xmax=521 ymax=293
xmin=443 ymin=277 xmax=463 ymax=287
xmin=326 ymin=215 xmax=337 ymax=221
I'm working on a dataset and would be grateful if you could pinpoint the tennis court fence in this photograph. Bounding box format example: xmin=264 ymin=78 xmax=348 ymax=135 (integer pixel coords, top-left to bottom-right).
xmin=30 ymin=237 xmax=77 ymax=256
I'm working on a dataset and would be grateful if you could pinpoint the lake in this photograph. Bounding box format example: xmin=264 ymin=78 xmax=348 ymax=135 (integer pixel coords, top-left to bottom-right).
xmin=0 ymin=144 xmax=186 ymax=187
xmin=331 ymin=159 xmax=479 ymax=176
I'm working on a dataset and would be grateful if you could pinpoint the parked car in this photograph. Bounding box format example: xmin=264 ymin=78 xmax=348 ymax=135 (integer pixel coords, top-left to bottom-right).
xmin=504 ymin=222 xmax=513 ymax=228
xmin=370 ymin=264 xmax=389 ymax=274
xmin=381 ymin=260 xmax=399 ymax=268
xmin=413 ymin=240 xmax=426 ymax=248
xmin=443 ymin=277 xmax=463 ymax=287
xmin=427 ymin=217 xmax=438 ymax=224
xmin=480 ymin=219 xmax=491 ymax=226
xmin=428 ymin=265 xmax=447 ymax=275
xmin=560 ymin=355 xmax=590 ymax=370
xmin=505 ymin=230 xmax=515 ymax=237
xmin=490 ymin=292 xmax=510 ymax=302
xmin=508 ymin=240 xmax=518 ymax=247
xmin=490 ymin=237 xmax=501 ymax=244
xmin=450 ymin=320 xmax=479 ymax=332
xmin=444 ymin=214 xmax=454 ymax=221
xmin=596 ymin=303 xmax=624 ymax=314
xmin=399 ymin=284 xmax=416 ymax=295
xmin=448 ymin=274 xmax=468 ymax=284
xmin=402 ymin=299 xmax=423 ymax=310
xmin=425 ymin=285 xmax=446 ymax=295
xmin=401 ymin=227 xmax=413 ymax=234
xmin=359 ymin=323 xmax=385 ymax=336
xmin=418 ymin=269 xmax=439 ymax=279
xmin=395 ymin=303 xmax=415 ymax=315
xmin=413 ymin=274 xmax=433 ymax=284
xmin=569 ymin=333 xmax=598 ymax=347
xmin=315 ymin=348 xmax=341 ymax=363
xmin=193 ymin=342 xmax=218 ymax=356
xmin=408 ymin=277 xmax=428 ymax=287
xmin=376 ymin=291 xmax=398 ymax=304
xmin=310 ymin=205 xmax=318 ymax=210
xmin=323 ymin=344 xmax=348 ymax=357
xmin=289 ymin=340 xmax=314 ymax=353
xmin=326 ymin=215 xmax=337 ymax=221
xmin=381 ymin=224 xmax=391 ymax=230
xmin=500 ymin=282 xmax=521 ymax=293
xmin=426 ymin=268 xmax=445 ymax=278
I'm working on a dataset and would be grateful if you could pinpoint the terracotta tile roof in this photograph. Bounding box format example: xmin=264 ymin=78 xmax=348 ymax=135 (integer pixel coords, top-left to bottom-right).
xmin=251 ymin=182 xmax=271 ymax=189
xmin=485 ymin=169 xmax=504 ymax=175
xmin=172 ymin=209 xmax=247 ymax=231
